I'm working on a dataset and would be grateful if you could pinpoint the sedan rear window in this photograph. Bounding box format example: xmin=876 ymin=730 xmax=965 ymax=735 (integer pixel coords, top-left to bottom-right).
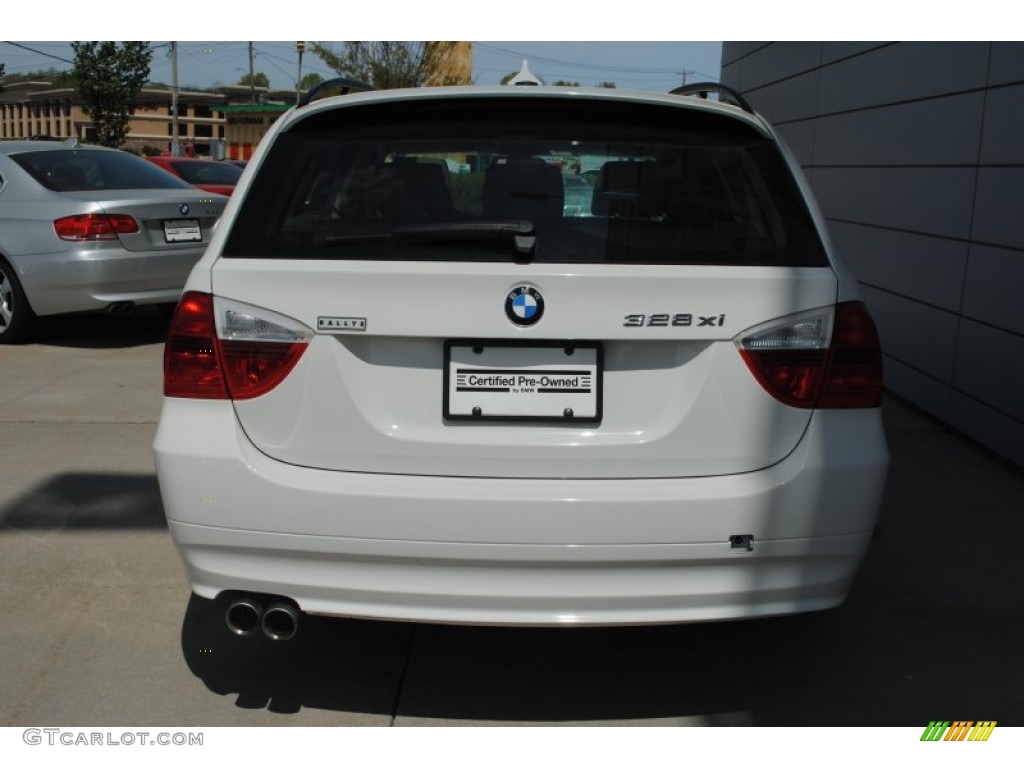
xmin=224 ymin=97 xmax=828 ymax=267
xmin=168 ymin=160 xmax=242 ymax=186
xmin=13 ymin=149 xmax=193 ymax=191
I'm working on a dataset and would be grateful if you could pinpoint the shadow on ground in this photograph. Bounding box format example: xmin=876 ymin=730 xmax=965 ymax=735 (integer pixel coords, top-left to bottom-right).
xmin=181 ymin=593 xmax=410 ymax=717
xmin=0 ymin=473 xmax=166 ymax=529
xmin=33 ymin=306 xmax=170 ymax=349
xmin=179 ymin=403 xmax=1024 ymax=724
xmin=180 ymin=581 xmax=1022 ymax=725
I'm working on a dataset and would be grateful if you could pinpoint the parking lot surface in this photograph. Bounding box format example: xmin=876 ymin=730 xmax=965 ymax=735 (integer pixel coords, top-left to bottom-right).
xmin=1 ymin=311 xmax=1022 ymax=726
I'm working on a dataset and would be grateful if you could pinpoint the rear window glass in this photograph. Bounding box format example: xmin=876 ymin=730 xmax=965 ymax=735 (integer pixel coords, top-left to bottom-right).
xmin=169 ymin=160 xmax=242 ymax=186
xmin=223 ymin=97 xmax=827 ymax=267
xmin=13 ymin=149 xmax=192 ymax=191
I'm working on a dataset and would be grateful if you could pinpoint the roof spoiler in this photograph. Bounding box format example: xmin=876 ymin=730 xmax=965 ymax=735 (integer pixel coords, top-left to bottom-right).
xmin=298 ymin=77 xmax=376 ymax=108
xmin=669 ymin=82 xmax=754 ymax=114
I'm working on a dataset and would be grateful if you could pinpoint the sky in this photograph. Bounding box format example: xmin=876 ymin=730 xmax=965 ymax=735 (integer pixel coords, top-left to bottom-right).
xmin=2 ymin=1 xmax=1008 ymax=93
xmin=0 ymin=41 xmax=723 ymax=93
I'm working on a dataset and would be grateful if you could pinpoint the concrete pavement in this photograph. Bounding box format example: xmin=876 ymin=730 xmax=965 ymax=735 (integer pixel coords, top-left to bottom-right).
xmin=1 ymin=309 xmax=1021 ymax=726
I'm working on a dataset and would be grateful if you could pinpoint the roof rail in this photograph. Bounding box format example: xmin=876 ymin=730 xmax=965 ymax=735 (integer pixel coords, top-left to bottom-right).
xmin=298 ymin=77 xmax=376 ymax=108
xmin=669 ymin=82 xmax=754 ymax=114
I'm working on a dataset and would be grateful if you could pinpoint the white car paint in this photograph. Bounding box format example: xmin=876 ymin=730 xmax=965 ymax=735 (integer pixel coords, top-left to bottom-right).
xmin=154 ymin=84 xmax=889 ymax=626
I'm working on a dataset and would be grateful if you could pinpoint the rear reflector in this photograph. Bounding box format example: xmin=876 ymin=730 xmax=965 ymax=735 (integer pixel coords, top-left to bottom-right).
xmin=164 ymin=292 xmax=312 ymax=400
xmin=54 ymin=213 xmax=139 ymax=241
xmin=736 ymin=302 xmax=882 ymax=409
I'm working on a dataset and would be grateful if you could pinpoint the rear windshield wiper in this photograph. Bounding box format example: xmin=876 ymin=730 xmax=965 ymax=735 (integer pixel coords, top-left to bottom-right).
xmin=323 ymin=220 xmax=537 ymax=262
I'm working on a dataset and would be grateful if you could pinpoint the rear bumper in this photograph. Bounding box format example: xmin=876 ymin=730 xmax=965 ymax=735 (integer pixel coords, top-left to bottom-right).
xmin=11 ymin=244 xmax=203 ymax=315
xmin=154 ymin=401 xmax=888 ymax=626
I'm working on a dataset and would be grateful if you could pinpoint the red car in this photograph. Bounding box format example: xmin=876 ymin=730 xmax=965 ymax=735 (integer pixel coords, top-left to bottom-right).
xmin=146 ymin=157 xmax=241 ymax=196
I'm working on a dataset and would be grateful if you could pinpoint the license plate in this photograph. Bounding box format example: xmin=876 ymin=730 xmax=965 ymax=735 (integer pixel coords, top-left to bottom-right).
xmin=444 ymin=341 xmax=602 ymax=422
xmin=163 ymin=219 xmax=201 ymax=243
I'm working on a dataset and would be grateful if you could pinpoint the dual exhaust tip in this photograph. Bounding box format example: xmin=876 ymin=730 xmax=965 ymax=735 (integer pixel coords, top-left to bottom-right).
xmin=105 ymin=301 xmax=136 ymax=315
xmin=225 ymin=596 xmax=299 ymax=641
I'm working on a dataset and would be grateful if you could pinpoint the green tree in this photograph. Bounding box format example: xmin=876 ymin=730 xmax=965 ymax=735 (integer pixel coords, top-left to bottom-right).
xmin=596 ymin=81 xmax=617 ymax=88
xmin=311 ymin=42 xmax=459 ymax=89
xmin=238 ymin=71 xmax=270 ymax=88
xmin=298 ymin=72 xmax=323 ymax=91
xmin=71 ymin=42 xmax=152 ymax=148
xmin=552 ymin=80 xmax=581 ymax=87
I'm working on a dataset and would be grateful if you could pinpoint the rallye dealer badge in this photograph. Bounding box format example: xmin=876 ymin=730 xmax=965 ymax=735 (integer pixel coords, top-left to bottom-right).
xmin=317 ymin=317 xmax=367 ymax=332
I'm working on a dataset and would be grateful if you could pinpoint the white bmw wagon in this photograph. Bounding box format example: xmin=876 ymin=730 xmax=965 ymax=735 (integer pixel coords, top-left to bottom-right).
xmin=154 ymin=81 xmax=888 ymax=637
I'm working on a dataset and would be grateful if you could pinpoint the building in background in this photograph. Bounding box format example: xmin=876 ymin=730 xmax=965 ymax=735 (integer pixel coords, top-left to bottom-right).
xmin=0 ymin=80 xmax=226 ymax=152
xmin=1 ymin=41 xmax=475 ymax=154
xmin=0 ymin=80 xmax=296 ymax=155
xmin=218 ymin=104 xmax=291 ymax=161
xmin=721 ymin=42 xmax=1024 ymax=468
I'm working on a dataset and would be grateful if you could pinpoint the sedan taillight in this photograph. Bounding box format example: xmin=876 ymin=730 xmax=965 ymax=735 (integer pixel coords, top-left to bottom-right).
xmin=54 ymin=213 xmax=139 ymax=241
xmin=164 ymin=291 xmax=312 ymax=400
xmin=736 ymin=302 xmax=882 ymax=409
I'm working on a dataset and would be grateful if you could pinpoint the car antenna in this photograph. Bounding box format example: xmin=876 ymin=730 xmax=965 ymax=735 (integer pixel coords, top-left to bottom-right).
xmin=507 ymin=60 xmax=542 ymax=87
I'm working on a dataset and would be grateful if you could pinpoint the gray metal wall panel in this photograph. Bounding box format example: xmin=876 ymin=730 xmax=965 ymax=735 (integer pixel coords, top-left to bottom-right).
xmin=953 ymin=320 xmax=1024 ymax=422
xmin=830 ymin=222 xmax=967 ymax=312
xmin=720 ymin=61 xmax=741 ymax=91
xmin=962 ymin=245 xmax=1024 ymax=335
xmin=742 ymin=71 xmax=821 ymax=124
xmin=861 ymin=286 xmax=959 ymax=382
xmin=947 ymin=394 xmax=1024 ymax=468
xmin=979 ymin=84 xmax=1024 ymax=165
xmin=813 ymin=167 xmax=977 ymax=239
xmin=723 ymin=40 xmax=1024 ymax=467
xmin=971 ymin=168 xmax=1024 ymax=249
xmin=988 ymin=42 xmax=1024 ymax=86
xmin=721 ymin=42 xmax=770 ymax=67
xmin=821 ymin=42 xmax=893 ymax=65
xmin=774 ymin=122 xmax=816 ymax=166
xmin=817 ymin=42 xmax=990 ymax=114
xmin=811 ymin=92 xmax=985 ymax=166
xmin=882 ymin=357 xmax=953 ymax=420
xmin=733 ymin=42 xmax=822 ymax=91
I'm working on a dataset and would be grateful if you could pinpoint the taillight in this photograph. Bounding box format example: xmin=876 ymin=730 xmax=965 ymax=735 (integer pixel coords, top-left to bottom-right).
xmin=736 ymin=302 xmax=882 ymax=409
xmin=164 ymin=292 xmax=312 ymax=400
xmin=817 ymin=302 xmax=883 ymax=408
xmin=54 ymin=213 xmax=139 ymax=241
xmin=215 ymin=298 xmax=313 ymax=399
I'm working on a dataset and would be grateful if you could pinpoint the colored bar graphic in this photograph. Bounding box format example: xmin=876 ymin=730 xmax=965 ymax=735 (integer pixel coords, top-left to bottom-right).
xmin=921 ymin=720 xmax=996 ymax=741
xmin=968 ymin=722 xmax=997 ymax=741
xmin=945 ymin=721 xmax=972 ymax=741
xmin=921 ymin=721 xmax=950 ymax=741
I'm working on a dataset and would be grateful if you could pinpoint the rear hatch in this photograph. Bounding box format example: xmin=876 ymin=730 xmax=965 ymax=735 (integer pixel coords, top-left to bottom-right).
xmin=212 ymin=93 xmax=837 ymax=479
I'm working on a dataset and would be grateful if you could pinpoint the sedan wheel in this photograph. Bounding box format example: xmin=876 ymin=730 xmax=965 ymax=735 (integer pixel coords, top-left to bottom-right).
xmin=0 ymin=259 xmax=38 ymax=344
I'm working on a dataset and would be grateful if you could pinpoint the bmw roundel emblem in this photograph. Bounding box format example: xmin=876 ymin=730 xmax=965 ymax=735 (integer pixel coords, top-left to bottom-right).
xmin=179 ymin=203 xmax=190 ymax=216
xmin=505 ymin=285 xmax=544 ymax=326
